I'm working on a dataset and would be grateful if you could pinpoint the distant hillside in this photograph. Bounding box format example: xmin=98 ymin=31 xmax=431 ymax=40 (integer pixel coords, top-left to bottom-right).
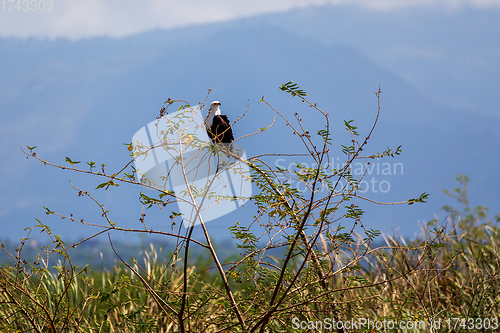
xmin=262 ymin=4 xmax=500 ymax=118
xmin=0 ymin=5 xmax=499 ymax=245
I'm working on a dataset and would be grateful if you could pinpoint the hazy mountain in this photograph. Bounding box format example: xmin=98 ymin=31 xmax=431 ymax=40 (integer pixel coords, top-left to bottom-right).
xmin=263 ymin=5 xmax=500 ymax=118
xmin=0 ymin=5 xmax=498 ymax=246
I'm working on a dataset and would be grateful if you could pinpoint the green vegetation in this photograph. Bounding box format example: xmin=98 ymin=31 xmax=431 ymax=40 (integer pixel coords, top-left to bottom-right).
xmin=1 ymin=85 xmax=498 ymax=332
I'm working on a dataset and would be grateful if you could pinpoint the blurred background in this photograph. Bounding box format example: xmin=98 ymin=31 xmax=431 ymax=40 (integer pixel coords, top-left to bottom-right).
xmin=1 ymin=1 xmax=499 ymax=257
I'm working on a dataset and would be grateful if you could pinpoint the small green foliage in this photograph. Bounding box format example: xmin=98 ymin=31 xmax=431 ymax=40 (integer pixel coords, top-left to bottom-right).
xmin=344 ymin=120 xmax=359 ymax=136
xmin=43 ymin=206 xmax=54 ymax=215
xmin=408 ymin=192 xmax=429 ymax=205
xmin=95 ymin=180 xmax=119 ymax=190
xmin=159 ymin=190 xmax=174 ymax=199
xmin=385 ymin=144 xmax=402 ymax=157
xmin=178 ymin=103 xmax=191 ymax=111
xmin=317 ymin=129 xmax=332 ymax=145
xmin=345 ymin=204 xmax=365 ymax=219
xmin=341 ymin=144 xmax=356 ymax=155
xmin=279 ymin=81 xmax=308 ymax=97
xmin=229 ymin=222 xmax=257 ymax=252
xmin=139 ymin=191 xmax=167 ymax=208
xmin=27 ymin=145 xmax=37 ymax=155
xmin=363 ymin=228 xmax=381 ymax=243
xmin=65 ymin=156 xmax=81 ymax=166
xmin=124 ymin=142 xmax=133 ymax=155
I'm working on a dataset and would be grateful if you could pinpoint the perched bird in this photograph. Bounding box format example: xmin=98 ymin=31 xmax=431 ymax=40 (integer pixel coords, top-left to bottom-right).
xmin=205 ymin=101 xmax=234 ymax=144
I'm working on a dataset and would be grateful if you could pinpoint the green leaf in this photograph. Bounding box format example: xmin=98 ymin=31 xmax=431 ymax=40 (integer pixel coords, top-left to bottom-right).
xmin=159 ymin=191 xmax=174 ymax=198
xmin=65 ymin=157 xmax=81 ymax=165
xmin=344 ymin=120 xmax=359 ymax=136
xmin=96 ymin=180 xmax=119 ymax=190
xmin=408 ymin=192 xmax=429 ymax=205
xmin=279 ymin=81 xmax=308 ymax=97
xmin=317 ymin=129 xmax=332 ymax=145
xmin=43 ymin=206 xmax=54 ymax=215
xmin=139 ymin=192 xmax=167 ymax=208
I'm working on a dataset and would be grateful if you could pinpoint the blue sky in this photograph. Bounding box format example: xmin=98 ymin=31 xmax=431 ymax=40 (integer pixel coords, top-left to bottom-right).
xmin=1 ymin=0 xmax=499 ymax=39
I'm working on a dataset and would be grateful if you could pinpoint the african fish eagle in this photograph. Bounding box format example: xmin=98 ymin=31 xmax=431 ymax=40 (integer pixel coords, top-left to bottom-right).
xmin=205 ymin=101 xmax=234 ymax=144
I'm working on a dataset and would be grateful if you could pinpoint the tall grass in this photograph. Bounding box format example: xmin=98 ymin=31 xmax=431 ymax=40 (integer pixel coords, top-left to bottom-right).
xmin=1 ymin=176 xmax=499 ymax=332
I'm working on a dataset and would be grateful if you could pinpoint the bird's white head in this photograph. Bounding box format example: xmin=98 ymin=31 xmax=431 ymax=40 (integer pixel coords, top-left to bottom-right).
xmin=206 ymin=101 xmax=221 ymax=127
xmin=209 ymin=101 xmax=221 ymax=116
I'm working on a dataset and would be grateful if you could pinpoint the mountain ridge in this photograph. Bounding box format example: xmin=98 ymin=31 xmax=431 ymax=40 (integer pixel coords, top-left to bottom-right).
xmin=0 ymin=8 xmax=498 ymax=242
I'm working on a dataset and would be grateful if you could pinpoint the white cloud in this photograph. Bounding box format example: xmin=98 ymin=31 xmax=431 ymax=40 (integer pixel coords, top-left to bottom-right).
xmin=0 ymin=0 xmax=499 ymax=40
